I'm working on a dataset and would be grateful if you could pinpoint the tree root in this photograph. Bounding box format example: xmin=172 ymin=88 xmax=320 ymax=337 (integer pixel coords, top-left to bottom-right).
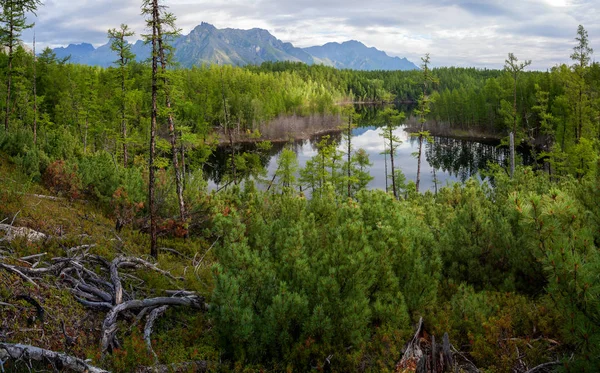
xmin=101 ymin=296 xmax=205 ymax=354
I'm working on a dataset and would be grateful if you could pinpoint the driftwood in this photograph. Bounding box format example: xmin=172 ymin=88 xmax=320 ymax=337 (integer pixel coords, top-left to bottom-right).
xmin=101 ymin=296 xmax=205 ymax=354
xmin=0 ymin=248 xmax=206 ymax=369
xmin=0 ymin=224 xmax=47 ymax=242
xmin=0 ymin=342 xmax=108 ymax=373
xmin=144 ymin=305 xmax=168 ymax=363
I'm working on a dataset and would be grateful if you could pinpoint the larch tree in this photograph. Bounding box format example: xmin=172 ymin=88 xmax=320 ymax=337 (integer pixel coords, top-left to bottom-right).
xmin=142 ymin=0 xmax=160 ymax=258
xmin=412 ymin=53 xmax=437 ymax=193
xmin=378 ymin=107 xmax=405 ymax=199
xmin=0 ymin=0 xmax=42 ymax=132
xmin=156 ymin=12 xmax=185 ymax=223
xmin=504 ymin=53 xmax=531 ymax=178
xmin=570 ymin=25 xmax=593 ymax=143
xmin=108 ymin=24 xmax=135 ymax=167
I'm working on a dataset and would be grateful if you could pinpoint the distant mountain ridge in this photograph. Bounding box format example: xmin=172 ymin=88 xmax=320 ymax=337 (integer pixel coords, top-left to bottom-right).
xmin=305 ymin=40 xmax=417 ymax=71
xmin=51 ymin=22 xmax=418 ymax=71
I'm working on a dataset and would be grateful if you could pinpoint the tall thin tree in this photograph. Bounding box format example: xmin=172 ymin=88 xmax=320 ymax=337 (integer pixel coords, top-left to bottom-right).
xmin=0 ymin=0 xmax=42 ymax=131
xmin=413 ymin=53 xmax=437 ymax=192
xmin=32 ymin=29 xmax=37 ymax=144
xmin=570 ymin=25 xmax=593 ymax=143
xmin=504 ymin=53 xmax=531 ymax=178
xmin=142 ymin=0 xmax=160 ymax=258
xmin=156 ymin=13 xmax=185 ymax=222
xmin=108 ymin=24 xmax=135 ymax=167
xmin=379 ymin=108 xmax=404 ymax=199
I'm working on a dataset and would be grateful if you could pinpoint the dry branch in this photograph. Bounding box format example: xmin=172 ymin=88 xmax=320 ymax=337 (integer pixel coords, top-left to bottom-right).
xmin=396 ymin=318 xmax=478 ymax=373
xmin=524 ymin=361 xmax=561 ymax=373
xmin=144 ymin=305 xmax=168 ymax=363
xmin=101 ymin=296 xmax=205 ymax=354
xmin=0 ymin=263 xmax=39 ymax=287
xmin=0 ymin=342 xmax=108 ymax=373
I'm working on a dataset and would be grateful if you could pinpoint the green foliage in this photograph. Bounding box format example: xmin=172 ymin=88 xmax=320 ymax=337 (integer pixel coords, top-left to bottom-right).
xmin=274 ymin=146 xmax=299 ymax=191
xmin=516 ymin=188 xmax=600 ymax=371
xmin=77 ymin=151 xmax=120 ymax=202
xmin=210 ymin=189 xmax=443 ymax=369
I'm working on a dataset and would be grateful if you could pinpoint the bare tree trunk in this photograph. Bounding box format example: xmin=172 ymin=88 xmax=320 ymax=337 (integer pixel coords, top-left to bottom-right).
xmin=121 ymin=61 xmax=128 ymax=167
xmin=389 ymin=127 xmax=397 ymax=199
xmin=33 ymin=31 xmax=37 ymax=145
xmin=416 ymin=134 xmax=423 ymax=193
xmin=157 ymin=27 xmax=186 ymax=222
xmin=347 ymin=116 xmax=352 ymax=198
xmin=220 ymin=70 xmax=236 ymax=185
xmin=4 ymin=27 xmax=13 ymax=131
xmin=510 ymin=132 xmax=515 ymax=178
xmin=384 ymin=139 xmax=388 ymax=193
xmin=149 ymin=0 xmax=159 ymax=259
xmin=180 ymin=139 xmax=186 ymax=189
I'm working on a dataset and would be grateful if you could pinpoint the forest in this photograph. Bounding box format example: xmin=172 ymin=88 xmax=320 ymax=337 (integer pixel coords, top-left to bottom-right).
xmin=0 ymin=0 xmax=599 ymax=372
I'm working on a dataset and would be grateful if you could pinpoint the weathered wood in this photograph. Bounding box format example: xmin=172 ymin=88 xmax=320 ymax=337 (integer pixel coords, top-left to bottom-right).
xmin=0 ymin=263 xmax=39 ymax=287
xmin=0 ymin=224 xmax=47 ymax=242
xmin=524 ymin=361 xmax=561 ymax=373
xmin=101 ymin=296 xmax=205 ymax=354
xmin=0 ymin=342 xmax=108 ymax=373
xmin=144 ymin=305 xmax=168 ymax=363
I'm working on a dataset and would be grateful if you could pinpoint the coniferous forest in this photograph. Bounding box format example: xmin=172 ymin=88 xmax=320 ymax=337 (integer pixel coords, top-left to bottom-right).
xmin=0 ymin=1 xmax=599 ymax=372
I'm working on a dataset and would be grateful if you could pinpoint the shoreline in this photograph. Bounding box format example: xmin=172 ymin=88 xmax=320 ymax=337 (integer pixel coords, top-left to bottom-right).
xmin=216 ymin=113 xmax=344 ymax=145
xmin=403 ymin=119 xmax=504 ymax=143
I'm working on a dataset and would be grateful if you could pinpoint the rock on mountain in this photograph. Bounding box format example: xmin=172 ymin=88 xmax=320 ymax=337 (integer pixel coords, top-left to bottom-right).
xmin=50 ymin=23 xmax=417 ymax=71
xmin=174 ymin=22 xmax=314 ymax=67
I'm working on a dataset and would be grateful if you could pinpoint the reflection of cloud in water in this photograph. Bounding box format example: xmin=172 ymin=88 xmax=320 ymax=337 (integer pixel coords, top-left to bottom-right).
xmin=208 ymin=125 xmax=520 ymax=193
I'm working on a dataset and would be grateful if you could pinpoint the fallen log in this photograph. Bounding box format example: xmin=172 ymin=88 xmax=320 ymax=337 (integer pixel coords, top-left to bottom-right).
xmin=0 ymin=342 xmax=108 ymax=373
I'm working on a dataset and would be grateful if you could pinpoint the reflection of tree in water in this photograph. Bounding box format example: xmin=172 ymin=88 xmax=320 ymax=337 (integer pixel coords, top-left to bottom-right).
xmin=205 ymin=132 xmax=344 ymax=185
xmin=426 ymin=136 xmax=513 ymax=183
xmin=204 ymin=142 xmax=275 ymax=186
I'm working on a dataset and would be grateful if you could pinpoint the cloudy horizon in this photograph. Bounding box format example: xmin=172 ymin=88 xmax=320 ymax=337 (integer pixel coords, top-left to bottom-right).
xmin=22 ymin=0 xmax=599 ymax=70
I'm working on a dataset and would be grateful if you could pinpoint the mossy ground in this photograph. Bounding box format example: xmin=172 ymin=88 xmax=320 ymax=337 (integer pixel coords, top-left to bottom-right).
xmin=0 ymin=153 xmax=218 ymax=372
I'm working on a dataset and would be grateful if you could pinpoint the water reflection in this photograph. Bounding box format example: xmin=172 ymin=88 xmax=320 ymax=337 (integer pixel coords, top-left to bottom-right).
xmin=205 ymin=125 xmax=528 ymax=192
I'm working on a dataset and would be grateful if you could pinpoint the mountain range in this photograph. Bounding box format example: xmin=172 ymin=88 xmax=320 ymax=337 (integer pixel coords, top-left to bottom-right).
xmin=52 ymin=22 xmax=418 ymax=71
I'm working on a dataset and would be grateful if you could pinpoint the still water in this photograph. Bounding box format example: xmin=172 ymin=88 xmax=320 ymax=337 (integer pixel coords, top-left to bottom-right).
xmin=205 ymin=124 xmax=527 ymax=193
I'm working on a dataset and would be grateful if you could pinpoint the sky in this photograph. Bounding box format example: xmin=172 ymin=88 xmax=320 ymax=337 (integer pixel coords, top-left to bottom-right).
xmin=22 ymin=0 xmax=599 ymax=70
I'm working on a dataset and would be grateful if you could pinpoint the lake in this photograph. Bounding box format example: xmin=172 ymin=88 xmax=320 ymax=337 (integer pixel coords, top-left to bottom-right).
xmin=205 ymin=123 xmax=529 ymax=193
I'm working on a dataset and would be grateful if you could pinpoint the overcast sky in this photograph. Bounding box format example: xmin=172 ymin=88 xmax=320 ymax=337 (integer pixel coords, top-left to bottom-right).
xmin=22 ymin=0 xmax=599 ymax=70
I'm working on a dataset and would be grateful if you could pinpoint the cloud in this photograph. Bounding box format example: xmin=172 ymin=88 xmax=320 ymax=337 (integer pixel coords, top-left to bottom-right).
xmin=20 ymin=0 xmax=599 ymax=69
